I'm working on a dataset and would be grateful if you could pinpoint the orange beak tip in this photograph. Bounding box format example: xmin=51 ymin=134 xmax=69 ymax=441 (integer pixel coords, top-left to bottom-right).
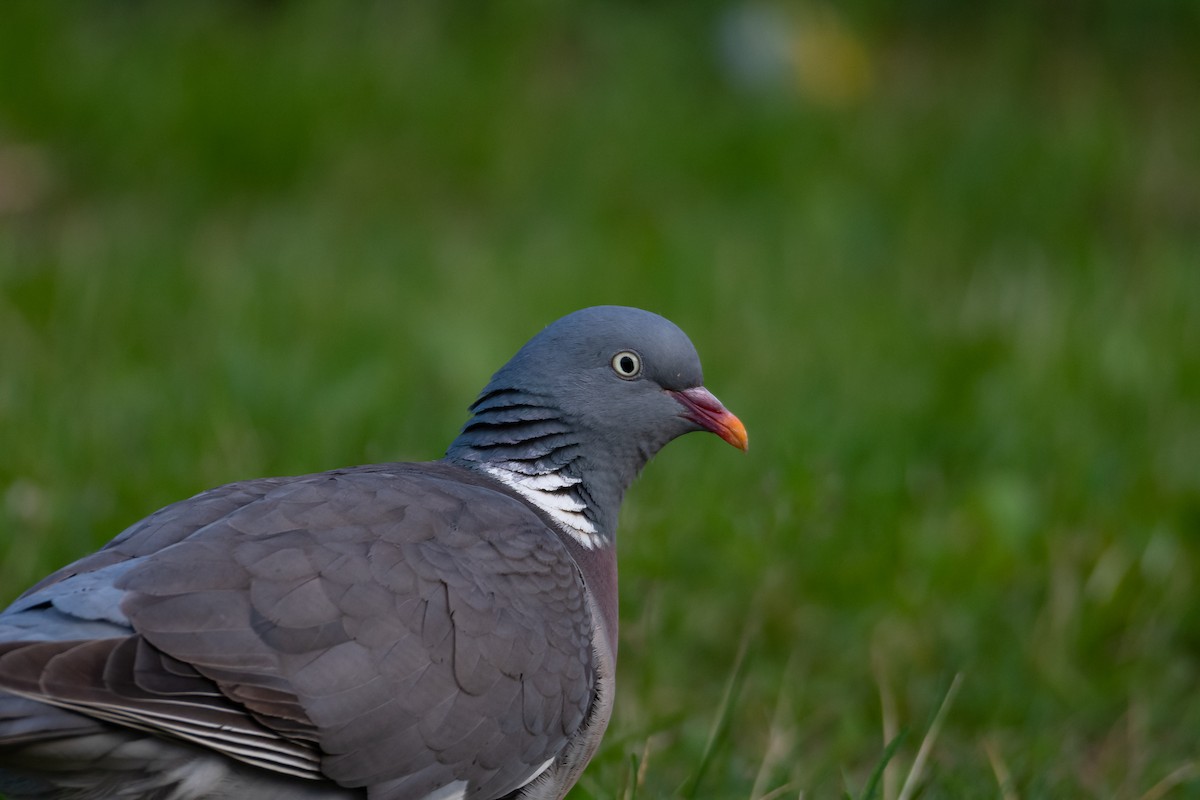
xmin=727 ymin=416 xmax=749 ymax=452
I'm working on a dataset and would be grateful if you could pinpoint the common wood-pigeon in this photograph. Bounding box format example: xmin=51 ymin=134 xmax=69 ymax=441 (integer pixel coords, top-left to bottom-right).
xmin=0 ymin=305 xmax=747 ymax=799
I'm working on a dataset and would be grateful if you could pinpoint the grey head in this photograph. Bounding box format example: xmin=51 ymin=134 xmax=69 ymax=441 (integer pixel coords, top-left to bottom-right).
xmin=446 ymin=305 xmax=747 ymax=548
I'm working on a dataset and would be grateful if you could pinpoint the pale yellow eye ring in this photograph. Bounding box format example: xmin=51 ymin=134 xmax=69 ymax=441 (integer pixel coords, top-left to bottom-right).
xmin=611 ymin=350 xmax=642 ymax=379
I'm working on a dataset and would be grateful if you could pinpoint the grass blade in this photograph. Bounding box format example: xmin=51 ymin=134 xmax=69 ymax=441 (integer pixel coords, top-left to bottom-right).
xmin=860 ymin=730 xmax=909 ymax=800
xmin=897 ymin=673 xmax=964 ymax=800
xmin=679 ymin=623 xmax=752 ymax=798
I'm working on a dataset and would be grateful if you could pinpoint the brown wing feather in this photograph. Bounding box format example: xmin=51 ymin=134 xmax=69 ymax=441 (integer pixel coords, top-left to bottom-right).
xmin=0 ymin=636 xmax=324 ymax=778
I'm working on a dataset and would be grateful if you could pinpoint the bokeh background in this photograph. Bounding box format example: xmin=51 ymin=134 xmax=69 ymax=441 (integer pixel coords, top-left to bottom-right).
xmin=2 ymin=2 xmax=1199 ymax=797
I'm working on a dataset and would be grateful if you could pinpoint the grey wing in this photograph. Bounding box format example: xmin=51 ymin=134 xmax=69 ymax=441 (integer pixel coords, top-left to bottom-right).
xmin=1 ymin=465 xmax=594 ymax=800
xmin=13 ymin=477 xmax=290 ymax=599
xmin=0 ymin=476 xmax=331 ymax=789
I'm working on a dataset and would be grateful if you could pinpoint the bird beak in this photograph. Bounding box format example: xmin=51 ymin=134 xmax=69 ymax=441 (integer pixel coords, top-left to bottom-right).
xmin=670 ymin=387 xmax=749 ymax=452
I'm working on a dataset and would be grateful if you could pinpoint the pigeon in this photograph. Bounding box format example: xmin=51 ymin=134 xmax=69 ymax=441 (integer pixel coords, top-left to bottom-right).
xmin=0 ymin=305 xmax=747 ymax=800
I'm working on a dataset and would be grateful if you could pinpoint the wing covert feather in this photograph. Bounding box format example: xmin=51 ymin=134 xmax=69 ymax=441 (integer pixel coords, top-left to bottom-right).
xmin=110 ymin=463 xmax=596 ymax=798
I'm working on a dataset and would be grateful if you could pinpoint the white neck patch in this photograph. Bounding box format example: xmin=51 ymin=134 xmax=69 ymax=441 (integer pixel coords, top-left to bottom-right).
xmin=483 ymin=463 xmax=605 ymax=549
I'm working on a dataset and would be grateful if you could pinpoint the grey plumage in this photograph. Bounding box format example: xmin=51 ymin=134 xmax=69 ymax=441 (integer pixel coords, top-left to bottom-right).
xmin=0 ymin=306 xmax=746 ymax=800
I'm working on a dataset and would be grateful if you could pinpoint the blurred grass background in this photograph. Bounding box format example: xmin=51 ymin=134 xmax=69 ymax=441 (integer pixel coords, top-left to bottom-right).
xmin=1 ymin=1 xmax=1199 ymax=797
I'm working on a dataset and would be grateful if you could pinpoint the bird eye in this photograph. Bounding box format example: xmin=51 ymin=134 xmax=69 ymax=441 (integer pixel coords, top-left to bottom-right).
xmin=611 ymin=350 xmax=642 ymax=379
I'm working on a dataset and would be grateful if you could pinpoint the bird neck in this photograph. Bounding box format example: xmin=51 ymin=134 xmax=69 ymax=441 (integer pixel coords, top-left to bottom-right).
xmin=445 ymin=388 xmax=641 ymax=550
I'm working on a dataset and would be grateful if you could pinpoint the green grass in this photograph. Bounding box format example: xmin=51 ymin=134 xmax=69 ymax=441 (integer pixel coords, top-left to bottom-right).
xmin=1 ymin=2 xmax=1199 ymax=797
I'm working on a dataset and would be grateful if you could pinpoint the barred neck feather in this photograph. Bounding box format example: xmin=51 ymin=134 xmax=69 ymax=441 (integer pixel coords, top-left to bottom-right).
xmin=445 ymin=388 xmax=609 ymax=549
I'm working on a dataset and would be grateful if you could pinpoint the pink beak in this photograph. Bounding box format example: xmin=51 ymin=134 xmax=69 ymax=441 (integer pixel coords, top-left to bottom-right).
xmin=670 ymin=387 xmax=749 ymax=452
